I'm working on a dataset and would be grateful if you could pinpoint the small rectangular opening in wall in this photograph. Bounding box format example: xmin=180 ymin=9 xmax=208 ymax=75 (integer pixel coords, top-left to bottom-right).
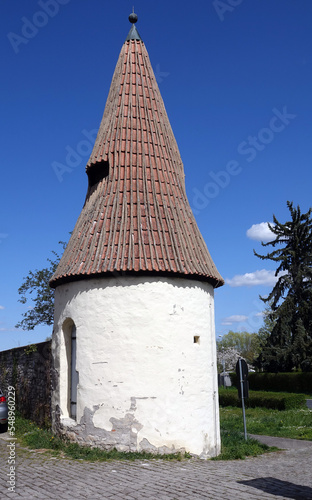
xmin=194 ymin=336 xmax=200 ymax=344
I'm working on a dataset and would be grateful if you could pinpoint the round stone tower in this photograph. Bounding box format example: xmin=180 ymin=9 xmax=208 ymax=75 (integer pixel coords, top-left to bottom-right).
xmin=50 ymin=13 xmax=223 ymax=458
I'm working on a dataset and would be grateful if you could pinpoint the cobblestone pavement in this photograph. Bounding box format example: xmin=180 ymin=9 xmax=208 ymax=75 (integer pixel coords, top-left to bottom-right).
xmin=1 ymin=433 xmax=312 ymax=499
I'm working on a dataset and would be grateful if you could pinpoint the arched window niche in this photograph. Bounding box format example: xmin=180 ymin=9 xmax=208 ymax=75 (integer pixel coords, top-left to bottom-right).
xmin=61 ymin=318 xmax=79 ymax=421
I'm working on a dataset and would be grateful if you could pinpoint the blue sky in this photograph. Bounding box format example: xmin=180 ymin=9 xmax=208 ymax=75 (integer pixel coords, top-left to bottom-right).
xmin=1 ymin=0 xmax=312 ymax=350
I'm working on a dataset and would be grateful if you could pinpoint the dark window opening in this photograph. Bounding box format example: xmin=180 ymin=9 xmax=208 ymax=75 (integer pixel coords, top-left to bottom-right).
xmin=87 ymin=160 xmax=109 ymax=189
xmin=85 ymin=160 xmax=110 ymax=203
xmin=70 ymin=324 xmax=78 ymax=420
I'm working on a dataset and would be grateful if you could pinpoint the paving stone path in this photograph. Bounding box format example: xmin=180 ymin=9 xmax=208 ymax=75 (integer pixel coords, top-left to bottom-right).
xmin=1 ymin=432 xmax=312 ymax=499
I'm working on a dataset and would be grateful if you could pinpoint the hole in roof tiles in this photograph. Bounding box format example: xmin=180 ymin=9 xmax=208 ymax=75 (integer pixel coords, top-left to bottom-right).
xmin=88 ymin=160 xmax=109 ymax=188
xmin=85 ymin=160 xmax=109 ymax=202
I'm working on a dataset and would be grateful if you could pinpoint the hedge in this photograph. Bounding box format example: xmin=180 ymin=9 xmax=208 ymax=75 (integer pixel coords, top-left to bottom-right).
xmin=229 ymin=372 xmax=312 ymax=395
xmin=219 ymin=388 xmax=306 ymax=410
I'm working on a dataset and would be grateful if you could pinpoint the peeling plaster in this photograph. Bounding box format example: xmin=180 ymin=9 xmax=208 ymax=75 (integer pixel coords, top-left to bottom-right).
xmin=52 ymin=276 xmax=221 ymax=456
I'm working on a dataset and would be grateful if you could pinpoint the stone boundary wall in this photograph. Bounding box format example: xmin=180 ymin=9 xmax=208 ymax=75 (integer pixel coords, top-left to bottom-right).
xmin=0 ymin=340 xmax=52 ymax=427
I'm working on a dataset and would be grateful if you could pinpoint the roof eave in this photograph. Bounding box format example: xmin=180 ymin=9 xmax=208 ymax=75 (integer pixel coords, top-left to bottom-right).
xmin=50 ymin=270 xmax=224 ymax=290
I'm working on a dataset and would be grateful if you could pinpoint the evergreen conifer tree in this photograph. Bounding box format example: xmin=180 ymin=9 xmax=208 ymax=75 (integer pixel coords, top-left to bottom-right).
xmin=255 ymin=202 xmax=312 ymax=371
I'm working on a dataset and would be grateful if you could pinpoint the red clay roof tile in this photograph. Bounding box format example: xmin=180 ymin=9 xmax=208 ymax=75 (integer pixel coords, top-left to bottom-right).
xmin=50 ymin=38 xmax=223 ymax=288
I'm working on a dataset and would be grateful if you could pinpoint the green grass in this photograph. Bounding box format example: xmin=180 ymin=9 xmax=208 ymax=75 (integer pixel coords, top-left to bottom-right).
xmin=14 ymin=413 xmax=277 ymax=462
xmin=14 ymin=414 xmax=190 ymax=462
xmin=16 ymin=405 xmax=310 ymax=463
xmin=216 ymin=402 xmax=312 ymax=459
xmin=220 ymin=406 xmax=312 ymax=440
xmin=212 ymin=430 xmax=275 ymax=460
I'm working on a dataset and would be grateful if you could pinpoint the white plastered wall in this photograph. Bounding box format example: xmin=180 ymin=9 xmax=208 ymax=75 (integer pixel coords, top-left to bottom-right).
xmin=52 ymin=276 xmax=220 ymax=457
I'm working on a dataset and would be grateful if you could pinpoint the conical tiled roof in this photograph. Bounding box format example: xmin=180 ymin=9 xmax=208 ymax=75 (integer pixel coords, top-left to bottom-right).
xmin=50 ymin=17 xmax=223 ymax=289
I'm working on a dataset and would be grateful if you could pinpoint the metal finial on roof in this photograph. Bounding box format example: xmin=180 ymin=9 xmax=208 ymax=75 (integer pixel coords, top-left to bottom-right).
xmin=50 ymin=22 xmax=224 ymax=289
xmin=126 ymin=10 xmax=141 ymax=41
xmin=129 ymin=11 xmax=138 ymax=24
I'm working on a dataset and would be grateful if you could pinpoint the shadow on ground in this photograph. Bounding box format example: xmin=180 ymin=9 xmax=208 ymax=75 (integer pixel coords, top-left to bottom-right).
xmin=238 ymin=477 xmax=312 ymax=499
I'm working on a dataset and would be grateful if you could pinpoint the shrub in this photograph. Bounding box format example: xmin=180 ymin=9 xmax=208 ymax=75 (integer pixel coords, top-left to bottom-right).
xmin=219 ymin=387 xmax=306 ymax=410
xmin=229 ymin=372 xmax=312 ymax=394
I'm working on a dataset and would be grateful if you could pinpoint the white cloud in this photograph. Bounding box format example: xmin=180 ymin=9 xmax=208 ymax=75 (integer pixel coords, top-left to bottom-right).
xmin=246 ymin=222 xmax=275 ymax=242
xmin=0 ymin=305 xmax=4 ymax=310
xmin=225 ymin=269 xmax=279 ymax=287
xmin=221 ymin=315 xmax=248 ymax=326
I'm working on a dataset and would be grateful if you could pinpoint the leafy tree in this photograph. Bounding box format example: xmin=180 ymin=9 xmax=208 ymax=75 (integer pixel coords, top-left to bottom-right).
xmin=217 ymin=346 xmax=242 ymax=373
xmin=257 ymin=300 xmax=277 ymax=345
xmin=254 ymin=202 xmax=312 ymax=371
xmin=254 ymin=301 xmax=277 ymax=370
xmin=217 ymin=331 xmax=260 ymax=366
xmin=16 ymin=242 xmax=66 ymax=331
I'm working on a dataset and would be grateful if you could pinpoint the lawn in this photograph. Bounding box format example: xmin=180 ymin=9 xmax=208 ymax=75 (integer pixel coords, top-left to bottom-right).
xmin=14 ymin=402 xmax=311 ymax=462
xmin=14 ymin=412 xmax=275 ymax=462
xmin=220 ymin=406 xmax=312 ymax=441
